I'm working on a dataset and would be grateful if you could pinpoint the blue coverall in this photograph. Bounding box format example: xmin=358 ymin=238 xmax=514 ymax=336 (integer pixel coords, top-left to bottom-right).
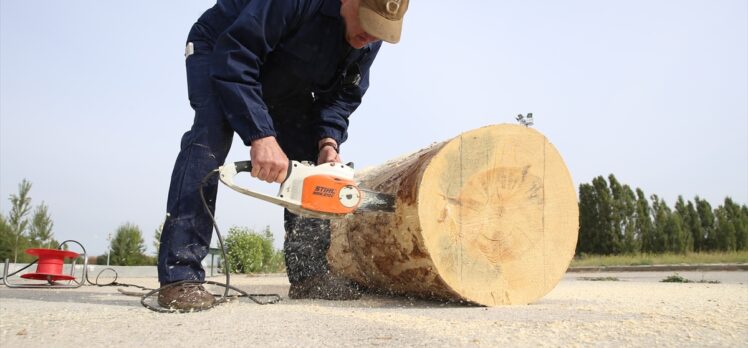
xmin=158 ymin=0 xmax=381 ymax=285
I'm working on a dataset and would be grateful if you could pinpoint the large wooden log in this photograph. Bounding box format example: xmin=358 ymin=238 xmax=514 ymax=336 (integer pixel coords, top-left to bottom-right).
xmin=327 ymin=124 xmax=578 ymax=306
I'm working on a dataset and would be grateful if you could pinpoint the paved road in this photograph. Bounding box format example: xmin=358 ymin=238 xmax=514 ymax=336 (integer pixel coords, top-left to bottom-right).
xmin=1 ymin=271 xmax=746 ymax=347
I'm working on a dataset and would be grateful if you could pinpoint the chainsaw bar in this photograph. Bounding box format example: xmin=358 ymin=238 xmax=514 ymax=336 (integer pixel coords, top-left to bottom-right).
xmin=357 ymin=189 xmax=396 ymax=213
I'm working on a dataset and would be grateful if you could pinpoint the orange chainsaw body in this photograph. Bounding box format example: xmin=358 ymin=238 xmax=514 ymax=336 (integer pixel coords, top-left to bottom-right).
xmin=301 ymin=174 xmax=361 ymax=214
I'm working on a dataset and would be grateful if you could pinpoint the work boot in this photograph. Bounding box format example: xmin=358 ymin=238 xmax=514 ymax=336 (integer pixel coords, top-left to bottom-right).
xmin=157 ymin=282 xmax=216 ymax=310
xmin=288 ymin=274 xmax=361 ymax=300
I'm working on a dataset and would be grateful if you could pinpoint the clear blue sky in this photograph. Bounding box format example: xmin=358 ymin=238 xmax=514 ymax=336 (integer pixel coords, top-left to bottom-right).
xmin=1 ymin=0 xmax=746 ymax=256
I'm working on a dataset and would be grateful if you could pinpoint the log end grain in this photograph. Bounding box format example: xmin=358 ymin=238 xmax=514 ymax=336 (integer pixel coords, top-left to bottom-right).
xmin=418 ymin=124 xmax=578 ymax=305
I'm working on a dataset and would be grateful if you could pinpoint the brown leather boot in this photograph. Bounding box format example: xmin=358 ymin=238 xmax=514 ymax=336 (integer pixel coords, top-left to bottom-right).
xmin=288 ymin=274 xmax=361 ymax=300
xmin=157 ymin=282 xmax=216 ymax=310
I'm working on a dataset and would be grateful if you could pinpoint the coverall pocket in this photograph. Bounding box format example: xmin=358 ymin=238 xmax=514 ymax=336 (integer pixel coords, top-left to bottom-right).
xmin=185 ymin=41 xmax=215 ymax=109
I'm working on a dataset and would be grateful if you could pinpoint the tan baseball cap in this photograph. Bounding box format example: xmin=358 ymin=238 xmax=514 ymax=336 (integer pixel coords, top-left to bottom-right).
xmin=359 ymin=0 xmax=409 ymax=44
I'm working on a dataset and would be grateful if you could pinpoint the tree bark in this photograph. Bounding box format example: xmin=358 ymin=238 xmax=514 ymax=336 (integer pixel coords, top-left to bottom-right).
xmin=327 ymin=124 xmax=578 ymax=305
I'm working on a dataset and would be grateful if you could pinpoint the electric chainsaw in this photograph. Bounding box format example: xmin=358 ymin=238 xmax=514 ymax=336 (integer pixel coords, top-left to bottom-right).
xmin=218 ymin=160 xmax=395 ymax=219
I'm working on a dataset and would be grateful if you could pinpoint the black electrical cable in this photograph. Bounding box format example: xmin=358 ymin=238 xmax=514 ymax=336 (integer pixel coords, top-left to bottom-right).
xmin=138 ymin=169 xmax=282 ymax=313
xmin=57 ymin=239 xmax=145 ymax=290
xmin=2 ymin=170 xmax=281 ymax=313
xmin=0 ymin=260 xmax=38 ymax=281
xmin=86 ymin=266 xmax=154 ymax=292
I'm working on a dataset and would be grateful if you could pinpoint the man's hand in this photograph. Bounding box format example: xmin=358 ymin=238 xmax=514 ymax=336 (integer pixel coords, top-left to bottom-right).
xmin=250 ymin=136 xmax=289 ymax=183
xmin=317 ymin=138 xmax=341 ymax=164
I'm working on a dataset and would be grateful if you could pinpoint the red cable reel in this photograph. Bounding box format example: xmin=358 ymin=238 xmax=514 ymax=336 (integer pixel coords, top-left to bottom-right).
xmin=21 ymin=248 xmax=81 ymax=281
xmin=2 ymin=243 xmax=87 ymax=288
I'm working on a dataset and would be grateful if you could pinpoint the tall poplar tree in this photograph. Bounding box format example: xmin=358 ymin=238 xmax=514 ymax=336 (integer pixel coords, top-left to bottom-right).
xmin=9 ymin=180 xmax=33 ymax=264
xmin=576 ymin=183 xmax=597 ymax=255
xmin=664 ymin=213 xmax=687 ymax=253
xmin=723 ymin=198 xmax=747 ymax=251
xmin=674 ymin=196 xmax=694 ymax=252
xmin=609 ymin=175 xmax=638 ymax=254
xmin=714 ymin=206 xmax=736 ymax=251
xmin=153 ymin=223 xmax=163 ymax=260
xmin=650 ymin=195 xmax=670 ymax=253
xmin=714 ymin=198 xmax=741 ymax=251
xmin=0 ymin=213 xmax=13 ymax=260
xmin=695 ymin=197 xmax=716 ymax=251
xmin=739 ymin=205 xmax=748 ymax=251
xmin=635 ymin=188 xmax=654 ymax=253
xmin=685 ymin=201 xmax=704 ymax=251
xmin=608 ymin=175 xmax=625 ymax=252
xmin=28 ymin=202 xmax=54 ymax=248
xmin=592 ymin=176 xmax=617 ymax=254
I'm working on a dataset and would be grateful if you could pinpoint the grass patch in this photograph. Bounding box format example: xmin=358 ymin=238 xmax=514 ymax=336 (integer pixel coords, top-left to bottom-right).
xmin=661 ymin=274 xmax=689 ymax=283
xmin=660 ymin=273 xmax=721 ymax=284
xmin=570 ymin=251 xmax=748 ymax=268
xmin=578 ymin=276 xmax=620 ymax=281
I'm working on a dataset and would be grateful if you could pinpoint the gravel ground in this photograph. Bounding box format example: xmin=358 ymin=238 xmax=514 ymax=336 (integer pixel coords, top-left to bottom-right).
xmin=1 ymin=271 xmax=746 ymax=347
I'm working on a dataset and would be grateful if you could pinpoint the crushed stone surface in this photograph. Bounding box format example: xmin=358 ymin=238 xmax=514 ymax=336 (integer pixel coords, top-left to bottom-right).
xmin=1 ymin=272 xmax=746 ymax=347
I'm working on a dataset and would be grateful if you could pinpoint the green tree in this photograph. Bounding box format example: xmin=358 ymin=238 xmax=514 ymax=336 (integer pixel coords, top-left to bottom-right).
xmin=109 ymin=223 xmax=150 ymax=266
xmin=650 ymin=195 xmax=670 ymax=253
xmin=683 ymin=201 xmax=703 ymax=252
xmin=607 ymin=175 xmax=625 ymax=252
xmin=635 ymin=188 xmax=654 ymax=253
xmin=260 ymin=226 xmax=275 ymax=269
xmin=664 ymin=213 xmax=688 ymax=253
xmin=592 ymin=176 xmax=618 ymax=254
xmin=0 ymin=213 xmax=14 ymax=261
xmin=225 ymin=226 xmax=283 ymax=273
xmin=267 ymin=250 xmax=286 ymax=272
xmin=609 ymin=175 xmax=638 ymax=254
xmin=721 ymin=198 xmax=747 ymax=251
xmin=225 ymin=226 xmax=266 ymax=273
xmin=713 ymin=198 xmax=742 ymax=251
xmin=695 ymin=197 xmax=716 ymax=251
xmin=95 ymin=254 xmax=108 ymax=265
xmin=8 ymin=179 xmax=33 ymax=264
xmin=673 ymin=196 xmax=694 ymax=252
xmin=576 ymin=183 xmax=597 ymax=255
xmin=739 ymin=205 xmax=748 ymax=251
xmin=153 ymin=222 xmax=163 ymax=260
xmin=28 ymin=202 xmax=54 ymax=248
xmin=714 ymin=207 xmax=736 ymax=251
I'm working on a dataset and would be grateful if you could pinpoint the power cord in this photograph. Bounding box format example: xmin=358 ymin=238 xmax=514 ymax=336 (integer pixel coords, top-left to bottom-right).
xmin=137 ymin=169 xmax=281 ymax=313
xmin=2 ymin=169 xmax=281 ymax=313
xmin=0 ymin=260 xmax=37 ymax=281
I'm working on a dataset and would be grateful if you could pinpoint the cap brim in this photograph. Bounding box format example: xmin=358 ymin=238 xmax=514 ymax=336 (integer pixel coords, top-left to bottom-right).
xmin=358 ymin=6 xmax=403 ymax=44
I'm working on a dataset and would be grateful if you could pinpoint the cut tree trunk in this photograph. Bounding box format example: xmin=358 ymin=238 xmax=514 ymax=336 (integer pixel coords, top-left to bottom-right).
xmin=327 ymin=124 xmax=578 ymax=306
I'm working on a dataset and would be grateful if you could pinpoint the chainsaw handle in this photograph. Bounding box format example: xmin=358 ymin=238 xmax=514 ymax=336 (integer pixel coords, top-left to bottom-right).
xmin=231 ymin=160 xmax=293 ymax=183
xmin=234 ymin=161 xmax=253 ymax=173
